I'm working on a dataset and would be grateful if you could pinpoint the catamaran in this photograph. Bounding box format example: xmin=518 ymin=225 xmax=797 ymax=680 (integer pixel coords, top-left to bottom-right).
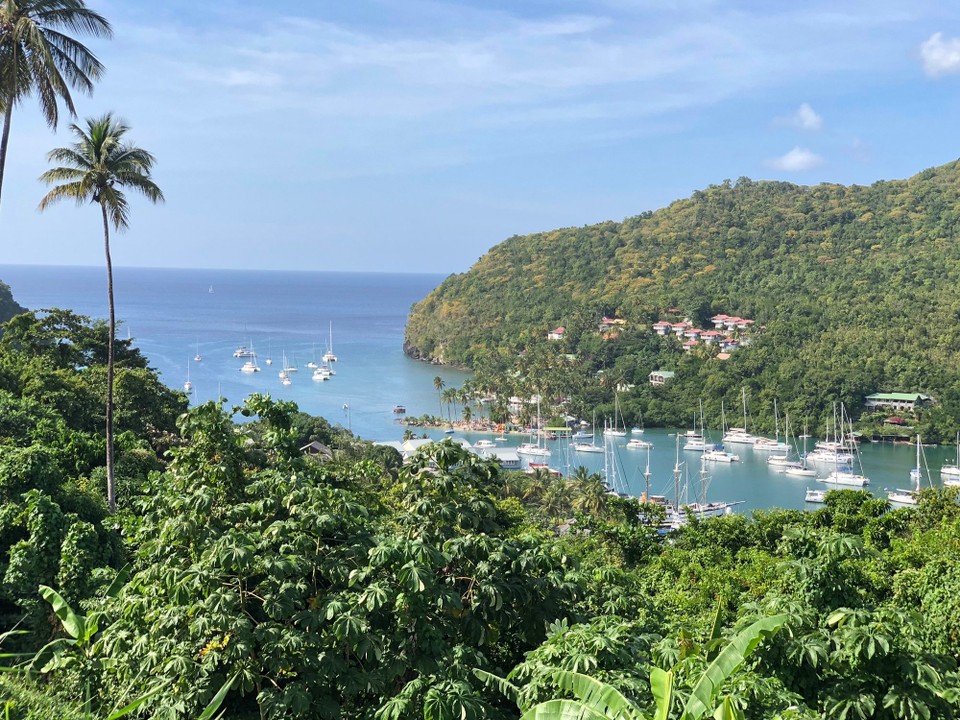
xmin=322 ymin=322 xmax=338 ymax=363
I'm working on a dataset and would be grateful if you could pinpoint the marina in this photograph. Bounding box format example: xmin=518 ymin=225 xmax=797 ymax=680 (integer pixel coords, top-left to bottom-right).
xmin=2 ymin=264 xmax=957 ymax=516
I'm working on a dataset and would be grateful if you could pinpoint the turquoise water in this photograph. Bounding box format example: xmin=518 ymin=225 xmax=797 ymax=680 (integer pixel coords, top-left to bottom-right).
xmin=0 ymin=265 xmax=470 ymax=441
xmin=0 ymin=265 xmax=950 ymax=513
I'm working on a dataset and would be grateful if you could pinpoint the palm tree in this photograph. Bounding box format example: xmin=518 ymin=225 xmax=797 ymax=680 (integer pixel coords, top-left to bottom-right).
xmin=38 ymin=113 xmax=163 ymax=512
xmin=0 ymin=0 xmax=112 ymax=205
xmin=433 ymin=375 xmax=445 ymax=420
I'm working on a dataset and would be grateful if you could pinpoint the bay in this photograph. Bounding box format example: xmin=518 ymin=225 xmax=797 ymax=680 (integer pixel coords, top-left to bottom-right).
xmin=1 ymin=264 xmax=953 ymax=514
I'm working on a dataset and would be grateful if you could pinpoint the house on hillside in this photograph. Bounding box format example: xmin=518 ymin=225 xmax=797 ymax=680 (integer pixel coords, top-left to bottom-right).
xmin=864 ymin=393 xmax=933 ymax=413
xmin=653 ymin=321 xmax=672 ymax=335
xmin=547 ymin=326 xmax=565 ymax=341
xmin=649 ymin=370 xmax=676 ymax=386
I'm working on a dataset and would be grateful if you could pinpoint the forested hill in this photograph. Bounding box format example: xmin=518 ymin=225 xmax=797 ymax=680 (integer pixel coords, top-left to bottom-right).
xmin=404 ymin=160 xmax=960 ymax=433
xmin=0 ymin=281 xmax=24 ymax=325
xmin=407 ymin=161 xmax=960 ymax=366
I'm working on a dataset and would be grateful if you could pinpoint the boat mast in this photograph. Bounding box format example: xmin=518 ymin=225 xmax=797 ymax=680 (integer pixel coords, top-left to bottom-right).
xmin=741 ymin=387 xmax=748 ymax=433
xmin=673 ymin=434 xmax=681 ymax=510
xmin=643 ymin=445 xmax=651 ymax=500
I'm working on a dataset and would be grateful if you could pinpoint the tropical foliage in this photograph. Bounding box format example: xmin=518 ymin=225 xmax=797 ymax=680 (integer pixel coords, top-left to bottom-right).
xmin=0 ymin=0 xmax=111 ymax=203
xmin=1 ymin=301 xmax=960 ymax=718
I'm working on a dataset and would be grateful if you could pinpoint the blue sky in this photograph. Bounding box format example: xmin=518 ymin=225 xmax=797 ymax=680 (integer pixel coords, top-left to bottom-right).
xmin=3 ymin=0 xmax=960 ymax=274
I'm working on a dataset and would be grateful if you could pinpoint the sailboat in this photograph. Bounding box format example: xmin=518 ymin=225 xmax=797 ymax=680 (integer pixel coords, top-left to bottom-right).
xmin=703 ymin=400 xmax=739 ymax=462
xmin=806 ymin=405 xmax=854 ymax=464
xmin=887 ymin=434 xmax=925 ymax=505
xmin=193 ymin=339 xmax=202 ymax=363
xmin=817 ymin=406 xmax=869 ymax=487
xmin=239 ymin=342 xmax=260 ymax=373
xmin=767 ymin=415 xmax=805 ymax=470
xmin=783 ymin=419 xmax=817 ymax=478
xmin=283 ymin=352 xmax=298 ymax=373
xmin=753 ymin=399 xmax=789 ymax=452
xmin=663 ymin=438 xmax=743 ymax=529
xmin=941 ymin=432 xmax=960 ymax=486
xmin=682 ymin=401 xmax=708 ymax=451
xmin=306 ymin=343 xmax=318 ymax=369
xmin=518 ymin=397 xmax=551 ymax=458
xmin=322 ymin=322 xmax=338 ymax=363
xmin=183 ymin=359 xmax=193 ymax=392
xmin=722 ymin=388 xmax=758 ymax=446
xmin=573 ymin=411 xmax=604 ymax=453
xmin=602 ymin=392 xmax=627 ymax=437
xmin=264 ymin=337 xmax=274 ymax=366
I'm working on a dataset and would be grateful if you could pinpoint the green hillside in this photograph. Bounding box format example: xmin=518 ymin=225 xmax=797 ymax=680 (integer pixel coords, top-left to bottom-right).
xmin=405 ymin=161 xmax=960 ymax=438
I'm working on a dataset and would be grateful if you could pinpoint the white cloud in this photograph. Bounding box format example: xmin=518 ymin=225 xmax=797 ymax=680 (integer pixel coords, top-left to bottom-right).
xmin=775 ymin=102 xmax=822 ymax=130
xmin=794 ymin=102 xmax=823 ymax=130
xmin=769 ymin=147 xmax=824 ymax=171
xmin=920 ymin=32 xmax=960 ymax=77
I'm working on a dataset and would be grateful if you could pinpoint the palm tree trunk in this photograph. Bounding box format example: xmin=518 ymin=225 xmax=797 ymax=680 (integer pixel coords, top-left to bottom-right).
xmin=0 ymin=103 xmax=13 ymax=208
xmin=101 ymin=201 xmax=116 ymax=512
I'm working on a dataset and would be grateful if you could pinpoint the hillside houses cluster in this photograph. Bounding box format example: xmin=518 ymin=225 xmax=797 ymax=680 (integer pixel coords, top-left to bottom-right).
xmin=547 ymin=316 xmax=626 ymax=341
xmin=652 ymin=313 xmax=758 ymax=354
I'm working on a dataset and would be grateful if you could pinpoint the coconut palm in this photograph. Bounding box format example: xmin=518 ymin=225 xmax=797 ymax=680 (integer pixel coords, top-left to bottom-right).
xmin=433 ymin=375 xmax=445 ymax=420
xmin=38 ymin=113 xmax=163 ymax=511
xmin=0 ymin=0 xmax=112 ymax=205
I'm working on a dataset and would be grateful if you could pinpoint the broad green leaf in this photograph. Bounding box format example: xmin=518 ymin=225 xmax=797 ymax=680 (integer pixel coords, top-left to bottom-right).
xmin=39 ymin=585 xmax=84 ymax=640
xmin=104 ymin=565 xmax=131 ymax=599
xmin=682 ymin=614 xmax=788 ymax=720
xmin=473 ymin=668 xmax=520 ymax=704
xmin=712 ymin=697 xmax=744 ymax=720
xmin=650 ymin=668 xmax=673 ymax=720
xmin=705 ymin=602 xmax=724 ymax=661
xmin=552 ymin=669 xmax=643 ymax=720
xmin=520 ymin=699 xmax=611 ymax=720
xmin=826 ymin=610 xmax=848 ymax=627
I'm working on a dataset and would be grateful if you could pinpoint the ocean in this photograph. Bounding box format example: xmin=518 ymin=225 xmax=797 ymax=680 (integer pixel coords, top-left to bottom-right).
xmin=0 ymin=264 xmax=951 ymax=513
xmin=0 ymin=265 xmax=471 ymax=441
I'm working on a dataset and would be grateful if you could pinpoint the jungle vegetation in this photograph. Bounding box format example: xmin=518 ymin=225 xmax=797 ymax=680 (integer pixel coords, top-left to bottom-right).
xmin=2 ymin=305 xmax=960 ymax=719
xmin=404 ymin=165 xmax=960 ymax=440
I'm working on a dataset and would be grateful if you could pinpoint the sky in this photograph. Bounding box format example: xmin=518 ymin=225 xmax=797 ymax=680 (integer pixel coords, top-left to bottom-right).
xmin=2 ymin=0 xmax=960 ymax=274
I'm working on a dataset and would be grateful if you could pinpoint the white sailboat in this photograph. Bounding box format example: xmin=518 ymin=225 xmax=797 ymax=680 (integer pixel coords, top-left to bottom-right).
xmin=663 ymin=440 xmax=743 ymax=529
xmin=322 ymin=322 xmax=338 ymax=363
xmin=183 ymin=359 xmax=193 ymax=392
xmin=887 ymin=434 xmax=925 ymax=506
xmin=703 ymin=401 xmax=738 ymax=461
xmin=783 ymin=420 xmax=817 ymax=478
xmin=723 ymin=388 xmax=758 ymax=446
xmin=193 ymin=339 xmax=202 ymax=363
xmin=602 ymin=393 xmax=627 ymax=437
xmin=283 ymin=352 xmax=298 ymax=373
xmin=683 ymin=401 xmax=708 ymax=451
xmin=941 ymin=432 xmax=960 ymax=486
xmin=573 ymin=411 xmax=604 ymax=452
xmin=239 ymin=342 xmax=260 ymax=373
xmin=753 ymin=399 xmax=789 ymax=452
xmin=518 ymin=398 xmax=551 ymax=458
xmin=306 ymin=343 xmax=318 ymax=369
xmin=818 ymin=408 xmax=869 ymax=486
